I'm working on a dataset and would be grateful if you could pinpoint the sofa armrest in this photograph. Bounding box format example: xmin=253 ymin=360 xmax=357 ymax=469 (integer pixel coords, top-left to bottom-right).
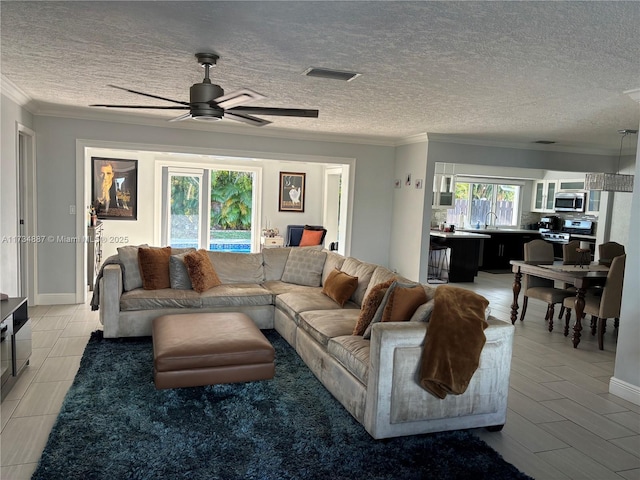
xmin=364 ymin=316 xmax=514 ymax=438
xmin=99 ymin=264 xmax=123 ymax=338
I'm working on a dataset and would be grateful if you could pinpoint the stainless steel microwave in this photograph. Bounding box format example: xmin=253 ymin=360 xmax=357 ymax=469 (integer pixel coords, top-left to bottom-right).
xmin=554 ymin=192 xmax=585 ymax=212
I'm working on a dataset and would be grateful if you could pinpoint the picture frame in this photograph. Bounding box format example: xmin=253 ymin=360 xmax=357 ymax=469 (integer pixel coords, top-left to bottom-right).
xmin=405 ymin=173 xmax=412 ymax=186
xmin=279 ymin=172 xmax=305 ymax=212
xmin=91 ymin=157 xmax=138 ymax=220
xmin=394 ymin=179 xmax=401 ymax=188
xmin=415 ymin=179 xmax=423 ymax=189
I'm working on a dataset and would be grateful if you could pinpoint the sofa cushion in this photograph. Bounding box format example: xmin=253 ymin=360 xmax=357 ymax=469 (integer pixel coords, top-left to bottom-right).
xmin=340 ymin=257 xmax=377 ymax=306
xmin=322 ymin=268 xmax=359 ymax=307
xmin=321 ymin=251 xmax=344 ymax=283
xmin=382 ymin=283 xmax=428 ymax=322
xmin=138 ymin=246 xmax=172 ymax=290
xmin=262 ymin=247 xmax=292 ymax=281
xmin=298 ymin=310 xmax=360 ymax=346
xmin=117 ymin=244 xmax=148 ymax=291
xmin=299 ymin=229 xmax=325 ymax=247
xmin=169 ymin=253 xmax=193 ymax=290
xmin=276 ymin=290 xmax=358 ymax=324
xmin=206 ymin=251 xmax=264 ymax=284
xmin=199 ymin=284 xmax=273 ymax=308
xmin=120 ymin=288 xmax=202 ymax=311
xmin=327 ymin=336 xmax=371 ymax=385
xmin=353 ymin=278 xmax=395 ymax=336
xmin=363 ymin=266 xmax=398 ymax=301
xmin=281 ymin=248 xmax=327 ymax=286
xmin=184 ymin=250 xmax=222 ymax=293
xmin=262 ymin=280 xmax=321 ymax=296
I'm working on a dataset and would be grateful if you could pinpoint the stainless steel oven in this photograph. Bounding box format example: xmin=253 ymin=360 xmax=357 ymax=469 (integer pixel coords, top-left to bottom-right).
xmin=0 ymin=318 xmax=13 ymax=387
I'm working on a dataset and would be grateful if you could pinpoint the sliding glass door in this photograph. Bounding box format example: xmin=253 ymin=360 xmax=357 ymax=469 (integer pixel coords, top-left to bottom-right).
xmin=163 ymin=165 xmax=258 ymax=252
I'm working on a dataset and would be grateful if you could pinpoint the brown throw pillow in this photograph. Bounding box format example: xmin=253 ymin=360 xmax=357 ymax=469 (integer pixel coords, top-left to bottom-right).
xmin=137 ymin=246 xmax=172 ymax=290
xmin=322 ymin=268 xmax=358 ymax=307
xmin=183 ymin=249 xmax=222 ymax=293
xmin=353 ymin=278 xmax=395 ymax=335
xmin=382 ymin=284 xmax=428 ymax=322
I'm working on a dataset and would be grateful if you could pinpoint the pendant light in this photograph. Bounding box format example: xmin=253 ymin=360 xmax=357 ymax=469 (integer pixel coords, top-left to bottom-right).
xmin=585 ymin=129 xmax=637 ymax=192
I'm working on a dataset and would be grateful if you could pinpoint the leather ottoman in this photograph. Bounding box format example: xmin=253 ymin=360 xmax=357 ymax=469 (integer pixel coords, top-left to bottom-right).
xmin=152 ymin=312 xmax=275 ymax=389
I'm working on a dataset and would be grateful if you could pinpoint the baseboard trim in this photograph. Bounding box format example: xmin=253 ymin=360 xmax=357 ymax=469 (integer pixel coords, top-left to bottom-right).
xmin=609 ymin=377 xmax=640 ymax=406
xmin=35 ymin=293 xmax=78 ymax=306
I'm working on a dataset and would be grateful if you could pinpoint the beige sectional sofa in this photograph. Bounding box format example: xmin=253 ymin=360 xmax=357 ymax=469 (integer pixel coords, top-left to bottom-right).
xmin=97 ymin=246 xmax=515 ymax=439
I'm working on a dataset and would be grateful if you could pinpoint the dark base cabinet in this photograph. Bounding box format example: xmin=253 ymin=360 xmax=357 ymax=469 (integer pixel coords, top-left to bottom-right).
xmin=432 ymin=236 xmax=483 ymax=282
xmin=1 ymin=297 xmax=31 ymax=402
xmin=481 ymin=232 xmax=540 ymax=270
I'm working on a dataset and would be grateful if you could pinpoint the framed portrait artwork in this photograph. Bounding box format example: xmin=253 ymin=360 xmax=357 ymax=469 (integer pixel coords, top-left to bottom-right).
xmin=279 ymin=172 xmax=305 ymax=212
xmin=91 ymin=157 xmax=138 ymax=220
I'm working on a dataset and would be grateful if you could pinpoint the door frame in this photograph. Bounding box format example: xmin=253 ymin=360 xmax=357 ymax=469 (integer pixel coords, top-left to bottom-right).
xmin=16 ymin=124 xmax=37 ymax=305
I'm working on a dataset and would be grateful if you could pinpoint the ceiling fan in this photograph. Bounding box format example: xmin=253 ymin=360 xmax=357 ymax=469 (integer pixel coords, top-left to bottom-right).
xmin=90 ymin=53 xmax=319 ymax=126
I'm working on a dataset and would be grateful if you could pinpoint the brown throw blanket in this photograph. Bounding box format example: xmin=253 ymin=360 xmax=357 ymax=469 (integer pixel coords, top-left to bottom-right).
xmin=419 ymin=285 xmax=489 ymax=399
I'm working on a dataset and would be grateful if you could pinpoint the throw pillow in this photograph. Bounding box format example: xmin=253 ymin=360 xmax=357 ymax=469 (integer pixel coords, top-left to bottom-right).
xmin=117 ymin=244 xmax=148 ymax=291
xmin=281 ymin=248 xmax=327 ymax=286
xmin=322 ymin=268 xmax=358 ymax=307
xmin=382 ymin=284 xmax=428 ymax=322
xmin=410 ymin=298 xmax=435 ymax=322
xmin=138 ymin=246 xmax=172 ymax=290
xmin=183 ymin=249 xmax=222 ymax=293
xmin=299 ymin=229 xmax=324 ymax=246
xmin=362 ymin=281 xmax=420 ymax=339
xmin=169 ymin=253 xmax=193 ymax=290
xmin=353 ymin=278 xmax=395 ymax=335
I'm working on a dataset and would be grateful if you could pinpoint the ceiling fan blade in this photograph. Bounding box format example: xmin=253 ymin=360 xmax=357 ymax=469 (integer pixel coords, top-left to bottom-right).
xmin=224 ymin=111 xmax=271 ymax=127
xmin=214 ymin=88 xmax=266 ymax=110
xmin=90 ymin=104 xmax=190 ymax=109
xmin=229 ymin=106 xmax=319 ymax=118
xmin=168 ymin=112 xmax=193 ymax=122
xmin=107 ymin=85 xmax=190 ymax=106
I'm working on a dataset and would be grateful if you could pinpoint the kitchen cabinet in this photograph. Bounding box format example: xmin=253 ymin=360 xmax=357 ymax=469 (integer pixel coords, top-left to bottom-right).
xmin=481 ymin=231 xmax=541 ymax=270
xmin=586 ymin=190 xmax=601 ymax=214
xmin=558 ymin=179 xmax=585 ymax=191
xmin=531 ymin=180 xmax=557 ymax=212
xmin=432 ymin=174 xmax=455 ymax=209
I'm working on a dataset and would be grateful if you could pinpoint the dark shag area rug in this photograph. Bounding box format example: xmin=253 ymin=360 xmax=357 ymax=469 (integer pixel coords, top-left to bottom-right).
xmin=33 ymin=330 xmax=531 ymax=480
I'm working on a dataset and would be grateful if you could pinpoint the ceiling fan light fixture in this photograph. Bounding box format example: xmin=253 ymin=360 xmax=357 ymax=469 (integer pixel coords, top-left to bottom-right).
xmin=302 ymin=67 xmax=361 ymax=82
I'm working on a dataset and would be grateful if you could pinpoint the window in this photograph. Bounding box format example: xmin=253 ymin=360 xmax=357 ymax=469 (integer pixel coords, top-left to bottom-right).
xmin=162 ymin=165 xmax=259 ymax=252
xmin=446 ymin=180 xmax=521 ymax=228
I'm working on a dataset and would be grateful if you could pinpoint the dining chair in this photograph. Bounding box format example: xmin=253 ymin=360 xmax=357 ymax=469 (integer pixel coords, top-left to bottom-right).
xmin=520 ymin=239 xmax=575 ymax=331
xmin=562 ymin=240 xmax=581 ymax=265
xmin=558 ymin=240 xmax=581 ymax=318
xmin=562 ymin=254 xmax=626 ymax=350
xmin=598 ymin=242 xmax=625 ymax=266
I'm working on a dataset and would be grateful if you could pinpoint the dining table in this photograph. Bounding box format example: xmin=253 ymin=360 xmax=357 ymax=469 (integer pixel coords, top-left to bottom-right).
xmin=509 ymin=260 xmax=609 ymax=348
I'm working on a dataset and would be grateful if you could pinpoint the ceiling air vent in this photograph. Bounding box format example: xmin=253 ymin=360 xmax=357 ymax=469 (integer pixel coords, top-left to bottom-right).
xmin=302 ymin=67 xmax=361 ymax=82
xmin=533 ymin=140 xmax=556 ymax=144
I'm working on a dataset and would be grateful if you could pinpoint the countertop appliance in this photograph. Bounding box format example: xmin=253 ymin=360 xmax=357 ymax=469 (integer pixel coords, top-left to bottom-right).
xmin=554 ymin=192 xmax=586 ymax=212
xmin=539 ymin=215 xmax=561 ymax=231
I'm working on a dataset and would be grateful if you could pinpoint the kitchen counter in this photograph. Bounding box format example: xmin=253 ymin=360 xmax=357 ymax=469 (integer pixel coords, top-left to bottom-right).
xmin=459 ymin=228 xmax=539 ymax=234
xmin=430 ymin=230 xmax=491 ymax=239
xmin=429 ymin=231 xmax=489 ymax=282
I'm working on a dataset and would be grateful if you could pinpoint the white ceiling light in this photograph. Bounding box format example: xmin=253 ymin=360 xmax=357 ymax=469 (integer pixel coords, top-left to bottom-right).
xmin=585 ymin=129 xmax=637 ymax=193
xmin=302 ymin=67 xmax=361 ymax=82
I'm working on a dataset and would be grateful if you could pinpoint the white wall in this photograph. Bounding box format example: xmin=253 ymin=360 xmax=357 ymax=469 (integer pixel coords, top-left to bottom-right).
xmin=389 ymin=141 xmax=428 ymax=280
xmin=32 ymin=115 xmax=394 ymax=301
xmin=0 ymin=94 xmax=34 ymax=296
xmin=611 ymin=124 xmax=640 ymax=406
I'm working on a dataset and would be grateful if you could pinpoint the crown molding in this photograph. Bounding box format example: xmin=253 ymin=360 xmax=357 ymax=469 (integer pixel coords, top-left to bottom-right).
xmin=395 ymin=133 xmax=429 ymax=146
xmin=1 ymin=75 xmax=33 ymax=108
xmin=424 ymin=132 xmax=617 ymax=156
xmin=624 ymin=88 xmax=640 ymax=104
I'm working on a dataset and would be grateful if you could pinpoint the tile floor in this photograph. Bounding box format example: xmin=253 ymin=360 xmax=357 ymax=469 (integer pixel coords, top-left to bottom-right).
xmin=1 ymin=273 xmax=639 ymax=479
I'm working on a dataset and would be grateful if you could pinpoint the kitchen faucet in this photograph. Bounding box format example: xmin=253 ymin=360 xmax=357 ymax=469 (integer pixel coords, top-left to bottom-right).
xmin=485 ymin=211 xmax=498 ymax=229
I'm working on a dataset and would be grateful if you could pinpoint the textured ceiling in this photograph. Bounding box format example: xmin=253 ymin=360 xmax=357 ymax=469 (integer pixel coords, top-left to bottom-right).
xmin=1 ymin=1 xmax=639 ymax=152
